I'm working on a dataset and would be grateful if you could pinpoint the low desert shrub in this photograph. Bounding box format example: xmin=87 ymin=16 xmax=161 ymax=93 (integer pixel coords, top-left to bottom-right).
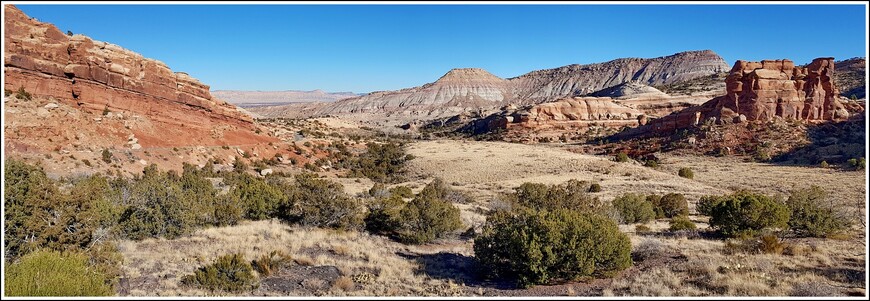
xmin=696 ymin=195 xmax=723 ymax=216
xmin=614 ymin=152 xmax=630 ymax=163
xmin=847 ymin=157 xmax=865 ymax=170
xmin=678 ymin=167 xmax=694 ymax=179
xmin=251 ymin=251 xmax=293 ymax=277
xmin=588 ymin=183 xmax=602 ymax=193
xmin=364 ymin=194 xmax=404 ymax=235
xmin=181 ymin=253 xmax=258 ymax=292
xmin=475 ymin=208 xmax=632 ymax=288
xmin=15 ymin=86 xmax=31 ymax=101
xmin=509 ymin=180 xmax=607 ymax=213
xmin=786 ymin=186 xmax=851 ymax=238
xmin=349 ymin=141 xmax=413 ymax=183
xmin=652 ymin=193 xmax=688 ymax=218
xmin=101 ymin=149 xmax=113 ymax=164
xmin=635 ymin=224 xmax=652 ymax=233
xmin=4 ymin=250 xmax=114 ymax=296
xmin=707 ymin=191 xmax=790 ymax=238
xmin=290 ymin=174 xmax=364 ymax=230
xmin=388 ymin=185 xmax=413 ymax=198
xmin=668 ymin=216 xmax=697 ymax=231
xmin=395 ymin=184 xmax=462 ymax=244
xmin=611 ymin=193 xmax=655 ymax=224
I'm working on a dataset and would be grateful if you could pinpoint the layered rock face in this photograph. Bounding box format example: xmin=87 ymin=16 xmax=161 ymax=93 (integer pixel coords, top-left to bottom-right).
xmin=834 ymin=57 xmax=866 ymax=99
xmin=316 ymin=50 xmax=729 ymax=118
xmin=510 ymin=50 xmax=729 ymax=102
xmin=618 ymin=58 xmax=850 ymax=138
xmin=4 ymin=5 xmax=271 ymax=147
xmin=320 ymin=68 xmax=513 ymax=116
xmin=460 ymin=97 xmax=643 ymax=136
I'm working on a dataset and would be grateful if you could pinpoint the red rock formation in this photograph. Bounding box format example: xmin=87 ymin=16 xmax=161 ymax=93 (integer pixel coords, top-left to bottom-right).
xmin=3 ymin=5 xmax=274 ymax=147
xmin=618 ymin=58 xmax=850 ymax=138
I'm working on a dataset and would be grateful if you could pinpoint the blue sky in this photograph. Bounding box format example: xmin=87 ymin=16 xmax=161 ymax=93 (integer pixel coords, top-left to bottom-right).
xmin=15 ymin=4 xmax=867 ymax=93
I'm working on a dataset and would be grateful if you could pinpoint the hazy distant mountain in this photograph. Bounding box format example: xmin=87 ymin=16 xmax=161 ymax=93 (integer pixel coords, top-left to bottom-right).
xmin=212 ymin=90 xmax=361 ymax=107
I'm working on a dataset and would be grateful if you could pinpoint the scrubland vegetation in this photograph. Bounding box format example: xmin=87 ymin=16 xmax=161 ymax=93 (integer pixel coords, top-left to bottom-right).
xmin=3 ymin=137 xmax=865 ymax=296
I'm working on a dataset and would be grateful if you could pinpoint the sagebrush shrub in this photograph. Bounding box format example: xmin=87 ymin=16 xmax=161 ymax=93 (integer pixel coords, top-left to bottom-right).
xmin=475 ymin=208 xmax=632 ymax=288
xmin=678 ymin=167 xmax=694 ymax=179
xmin=653 ymin=193 xmax=688 ymax=218
xmin=251 ymin=251 xmax=293 ymax=277
xmin=615 ymin=152 xmax=630 ymax=163
xmin=510 ymin=180 xmax=606 ymax=213
xmin=388 ymin=185 xmax=414 ymax=198
xmin=181 ymin=253 xmax=258 ymax=292
xmin=290 ymin=174 xmax=364 ymax=230
xmin=786 ymin=186 xmax=851 ymax=237
xmin=395 ymin=186 xmax=462 ymax=244
xmin=364 ymin=194 xmax=404 ymax=235
xmin=696 ymin=195 xmax=722 ymax=216
xmin=708 ymin=191 xmax=790 ymax=238
xmin=4 ymin=250 xmax=114 ymax=296
xmin=611 ymin=193 xmax=655 ymax=224
xmin=668 ymin=216 xmax=697 ymax=231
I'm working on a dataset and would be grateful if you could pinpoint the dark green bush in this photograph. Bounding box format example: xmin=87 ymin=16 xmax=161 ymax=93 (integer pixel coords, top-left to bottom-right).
xmin=4 ymin=160 xmax=117 ymax=258
xmin=786 ymin=186 xmax=851 ymax=237
xmin=364 ymin=193 xmax=404 ymax=235
xmin=611 ymin=193 xmax=655 ymax=224
xmin=350 ymin=142 xmax=412 ymax=183
xmin=474 ymin=208 xmax=632 ymax=288
xmin=101 ymin=149 xmax=113 ymax=164
xmin=847 ymin=157 xmax=865 ymax=170
xmin=696 ymin=195 xmax=723 ymax=216
xmin=678 ymin=167 xmax=694 ymax=179
xmin=227 ymin=173 xmax=286 ymax=221
xmin=652 ymin=193 xmax=688 ymax=218
xmin=213 ymin=193 xmax=244 ymax=227
xmin=289 ymin=174 xmax=363 ymax=230
xmin=588 ymin=183 xmax=602 ymax=193
xmin=388 ymin=185 xmax=414 ymax=198
xmin=4 ymin=250 xmax=114 ymax=296
xmin=614 ymin=152 xmax=630 ymax=163
xmin=708 ymin=191 xmax=790 ymax=238
xmin=395 ymin=184 xmax=463 ymax=244
xmin=510 ymin=180 xmax=606 ymax=213
xmin=118 ymin=166 xmax=198 ymax=240
xmin=644 ymin=160 xmax=659 ymax=168
xmin=669 ymin=216 xmax=697 ymax=231
xmin=181 ymin=253 xmax=258 ymax=292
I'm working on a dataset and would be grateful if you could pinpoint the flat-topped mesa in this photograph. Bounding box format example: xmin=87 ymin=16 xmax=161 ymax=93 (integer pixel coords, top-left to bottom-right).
xmin=617 ymin=57 xmax=850 ymax=138
xmin=4 ymin=5 xmax=270 ymax=147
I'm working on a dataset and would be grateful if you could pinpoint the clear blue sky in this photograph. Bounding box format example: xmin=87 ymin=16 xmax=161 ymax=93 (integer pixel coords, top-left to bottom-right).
xmin=15 ymin=4 xmax=867 ymax=93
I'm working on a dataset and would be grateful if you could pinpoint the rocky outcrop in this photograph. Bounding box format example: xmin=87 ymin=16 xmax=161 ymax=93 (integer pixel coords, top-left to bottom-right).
xmin=588 ymin=81 xmax=670 ymax=99
xmin=834 ymin=57 xmax=866 ymax=99
xmin=315 ymin=50 xmax=729 ymax=118
xmin=509 ymin=50 xmax=729 ymax=102
xmin=617 ymin=58 xmax=850 ymax=138
xmin=4 ymin=5 xmax=272 ymax=147
xmin=460 ymin=97 xmax=643 ymax=135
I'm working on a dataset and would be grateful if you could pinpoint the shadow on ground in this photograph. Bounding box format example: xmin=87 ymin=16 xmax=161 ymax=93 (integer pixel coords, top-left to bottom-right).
xmin=396 ymin=251 xmax=517 ymax=290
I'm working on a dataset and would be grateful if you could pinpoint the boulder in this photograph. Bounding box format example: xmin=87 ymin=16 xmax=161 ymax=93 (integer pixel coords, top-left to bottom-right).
xmin=260 ymin=169 xmax=273 ymax=176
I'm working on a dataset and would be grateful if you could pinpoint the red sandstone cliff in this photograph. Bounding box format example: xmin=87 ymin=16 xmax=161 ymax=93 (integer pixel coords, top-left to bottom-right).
xmin=618 ymin=58 xmax=850 ymax=138
xmin=3 ymin=5 xmax=274 ymax=147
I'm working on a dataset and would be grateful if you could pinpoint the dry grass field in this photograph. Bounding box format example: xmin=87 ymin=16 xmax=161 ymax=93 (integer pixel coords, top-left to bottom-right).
xmin=118 ymin=139 xmax=867 ymax=297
